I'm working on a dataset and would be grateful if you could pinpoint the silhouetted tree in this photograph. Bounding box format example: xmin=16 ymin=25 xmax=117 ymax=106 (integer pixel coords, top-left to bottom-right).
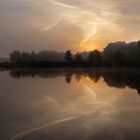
xmin=87 ymin=50 xmax=102 ymax=67
xmin=74 ymin=53 xmax=83 ymax=66
xmin=65 ymin=50 xmax=73 ymax=64
xmin=9 ymin=51 xmax=21 ymax=63
xmin=103 ymin=42 xmax=126 ymax=66
xmin=114 ymin=50 xmax=125 ymax=67
xmin=138 ymin=41 xmax=140 ymax=66
xmin=20 ymin=52 xmax=30 ymax=62
xmin=30 ymin=52 xmax=36 ymax=61
xmin=138 ymin=40 xmax=140 ymax=49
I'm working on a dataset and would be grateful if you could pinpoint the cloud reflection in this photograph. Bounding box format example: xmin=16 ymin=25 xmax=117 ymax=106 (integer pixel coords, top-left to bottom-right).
xmin=0 ymin=68 xmax=140 ymax=140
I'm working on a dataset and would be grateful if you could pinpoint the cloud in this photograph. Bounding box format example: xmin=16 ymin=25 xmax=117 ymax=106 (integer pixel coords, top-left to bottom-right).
xmin=0 ymin=0 xmax=140 ymax=55
xmin=49 ymin=0 xmax=76 ymax=9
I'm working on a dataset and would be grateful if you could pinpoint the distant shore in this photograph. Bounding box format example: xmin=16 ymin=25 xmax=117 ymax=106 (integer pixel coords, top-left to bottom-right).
xmin=0 ymin=61 xmax=98 ymax=69
xmin=0 ymin=62 xmax=140 ymax=69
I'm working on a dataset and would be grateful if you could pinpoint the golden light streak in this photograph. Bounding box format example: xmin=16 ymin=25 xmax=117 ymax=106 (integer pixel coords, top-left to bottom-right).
xmin=39 ymin=0 xmax=123 ymax=51
xmin=49 ymin=0 xmax=76 ymax=9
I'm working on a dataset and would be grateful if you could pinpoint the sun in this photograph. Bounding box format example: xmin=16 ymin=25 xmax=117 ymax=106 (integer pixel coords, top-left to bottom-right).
xmin=79 ymin=43 xmax=97 ymax=52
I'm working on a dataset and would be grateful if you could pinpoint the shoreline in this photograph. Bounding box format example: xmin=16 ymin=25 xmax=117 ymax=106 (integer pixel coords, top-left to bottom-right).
xmin=0 ymin=62 xmax=140 ymax=69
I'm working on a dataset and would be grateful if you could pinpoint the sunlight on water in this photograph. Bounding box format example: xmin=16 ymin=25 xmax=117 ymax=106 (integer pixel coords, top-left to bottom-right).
xmin=0 ymin=68 xmax=140 ymax=140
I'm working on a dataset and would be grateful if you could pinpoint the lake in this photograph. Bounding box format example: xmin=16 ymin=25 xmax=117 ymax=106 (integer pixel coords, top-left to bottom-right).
xmin=0 ymin=68 xmax=140 ymax=140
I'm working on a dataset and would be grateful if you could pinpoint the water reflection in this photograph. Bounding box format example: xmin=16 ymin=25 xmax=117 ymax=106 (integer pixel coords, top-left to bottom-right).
xmin=0 ymin=68 xmax=140 ymax=140
xmin=7 ymin=68 xmax=140 ymax=94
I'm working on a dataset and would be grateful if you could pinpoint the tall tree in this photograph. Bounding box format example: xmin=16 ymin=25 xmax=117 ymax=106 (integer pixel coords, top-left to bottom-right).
xmin=114 ymin=50 xmax=125 ymax=67
xmin=65 ymin=50 xmax=73 ymax=63
xmin=74 ymin=53 xmax=83 ymax=65
xmin=9 ymin=51 xmax=21 ymax=63
xmin=137 ymin=41 xmax=140 ymax=66
xmin=88 ymin=50 xmax=102 ymax=67
xmin=30 ymin=52 xmax=36 ymax=62
xmin=20 ymin=52 xmax=30 ymax=62
xmin=138 ymin=40 xmax=140 ymax=49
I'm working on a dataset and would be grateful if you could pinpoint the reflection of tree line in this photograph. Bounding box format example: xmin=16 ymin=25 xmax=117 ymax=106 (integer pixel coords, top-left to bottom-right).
xmin=102 ymin=69 xmax=140 ymax=94
xmin=6 ymin=68 xmax=140 ymax=94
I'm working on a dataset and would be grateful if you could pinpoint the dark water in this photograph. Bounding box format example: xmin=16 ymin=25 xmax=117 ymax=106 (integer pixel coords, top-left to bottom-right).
xmin=0 ymin=68 xmax=140 ymax=140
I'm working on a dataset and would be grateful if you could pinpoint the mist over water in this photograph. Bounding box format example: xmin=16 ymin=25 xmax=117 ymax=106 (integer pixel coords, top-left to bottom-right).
xmin=0 ymin=68 xmax=140 ymax=140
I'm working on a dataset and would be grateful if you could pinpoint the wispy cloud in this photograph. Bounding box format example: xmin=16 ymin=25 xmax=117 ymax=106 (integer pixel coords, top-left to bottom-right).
xmin=0 ymin=0 xmax=140 ymax=55
xmin=49 ymin=0 xmax=76 ymax=9
xmin=11 ymin=117 xmax=76 ymax=140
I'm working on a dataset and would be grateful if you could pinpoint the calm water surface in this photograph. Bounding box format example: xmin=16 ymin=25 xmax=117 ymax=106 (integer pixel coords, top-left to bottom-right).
xmin=0 ymin=68 xmax=140 ymax=140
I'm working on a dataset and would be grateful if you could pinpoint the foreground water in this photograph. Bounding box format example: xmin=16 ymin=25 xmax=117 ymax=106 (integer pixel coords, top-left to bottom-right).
xmin=0 ymin=68 xmax=140 ymax=140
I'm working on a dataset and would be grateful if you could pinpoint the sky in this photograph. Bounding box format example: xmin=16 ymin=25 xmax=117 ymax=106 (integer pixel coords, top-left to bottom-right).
xmin=0 ymin=0 xmax=140 ymax=56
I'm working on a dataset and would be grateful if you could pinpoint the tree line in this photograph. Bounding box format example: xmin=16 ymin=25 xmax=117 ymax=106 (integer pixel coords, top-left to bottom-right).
xmin=7 ymin=40 xmax=140 ymax=67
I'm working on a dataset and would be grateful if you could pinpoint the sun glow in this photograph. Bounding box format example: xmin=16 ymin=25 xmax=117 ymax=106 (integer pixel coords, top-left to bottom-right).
xmin=80 ymin=45 xmax=97 ymax=52
xmin=37 ymin=0 xmax=123 ymax=51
